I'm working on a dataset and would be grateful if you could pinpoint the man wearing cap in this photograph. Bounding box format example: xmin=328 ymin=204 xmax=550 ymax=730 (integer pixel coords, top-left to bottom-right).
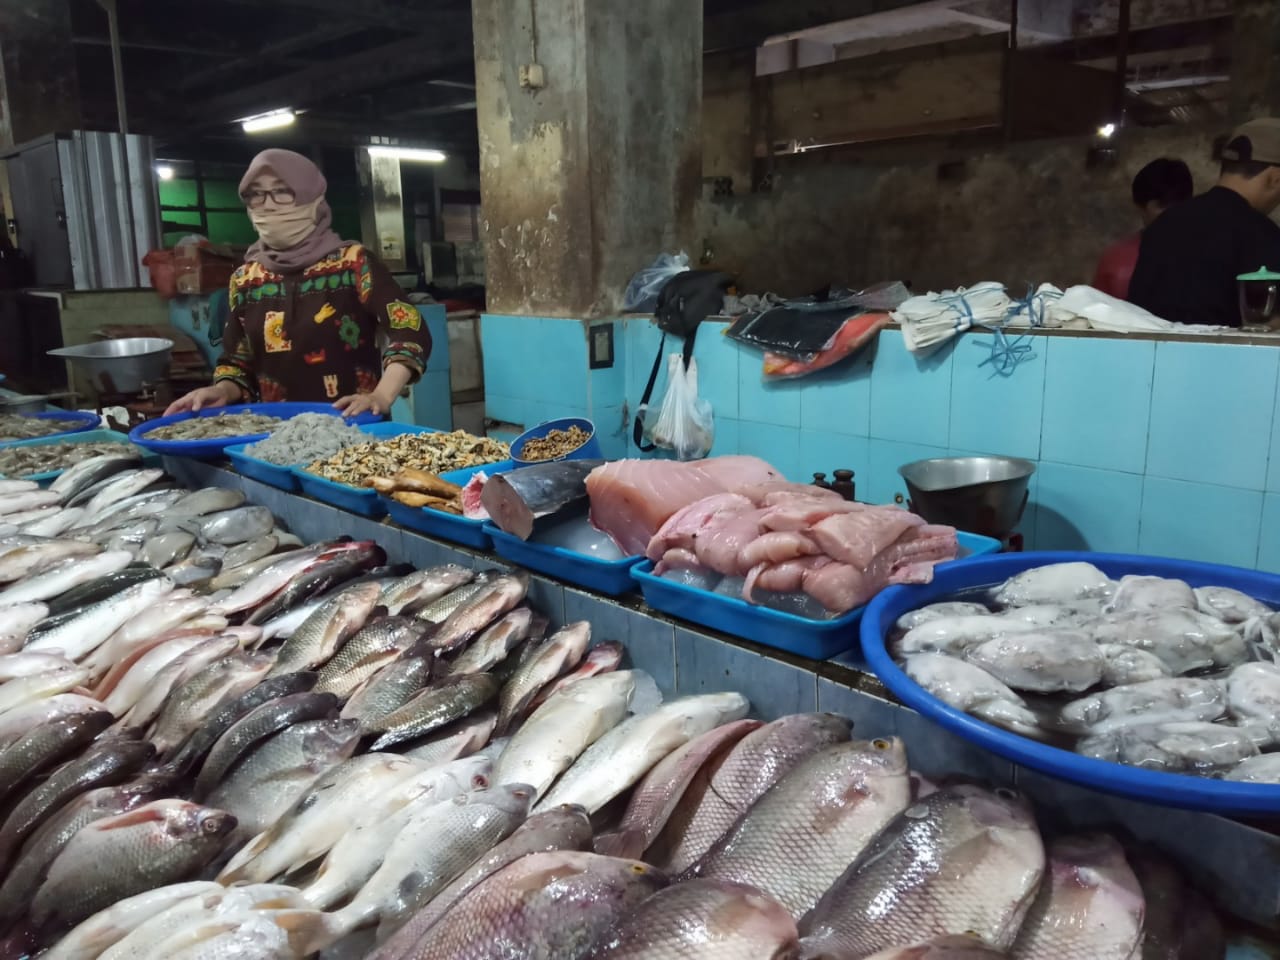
xmin=1129 ymin=118 xmax=1280 ymax=327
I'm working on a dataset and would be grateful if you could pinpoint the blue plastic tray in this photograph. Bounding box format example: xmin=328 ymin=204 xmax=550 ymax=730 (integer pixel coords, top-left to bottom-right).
xmin=293 ymin=423 xmax=441 ymax=518
xmin=129 ymin=403 xmax=382 ymax=459
xmin=0 ymin=411 xmax=100 ymax=448
xmin=512 ymin=417 xmax=602 ymax=465
xmin=0 ymin=429 xmax=156 ymax=484
xmin=225 ymin=443 xmax=299 ymax=492
xmin=380 ymin=460 xmax=513 ymax=549
xmin=485 ymin=522 xmax=642 ymax=596
xmin=633 ymin=531 xmax=1002 ymax=660
xmin=861 ymin=551 xmax=1280 ymax=815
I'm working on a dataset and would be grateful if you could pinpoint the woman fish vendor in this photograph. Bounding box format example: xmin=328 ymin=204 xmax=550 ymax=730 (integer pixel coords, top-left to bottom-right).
xmin=165 ymin=148 xmax=431 ymax=418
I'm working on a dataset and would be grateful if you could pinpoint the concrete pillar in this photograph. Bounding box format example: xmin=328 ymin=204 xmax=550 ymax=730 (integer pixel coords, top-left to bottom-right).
xmin=0 ymin=0 xmax=82 ymax=147
xmin=1232 ymin=0 xmax=1280 ymax=121
xmin=472 ymin=0 xmax=703 ymax=318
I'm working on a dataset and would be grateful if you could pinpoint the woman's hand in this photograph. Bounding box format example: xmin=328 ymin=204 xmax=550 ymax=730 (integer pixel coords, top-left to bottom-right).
xmin=334 ymin=388 xmax=395 ymax=419
xmin=164 ymin=382 xmax=241 ymax=417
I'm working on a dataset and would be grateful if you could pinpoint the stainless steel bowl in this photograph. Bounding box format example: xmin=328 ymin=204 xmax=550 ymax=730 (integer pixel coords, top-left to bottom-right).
xmin=48 ymin=337 xmax=173 ymax=395
xmin=0 ymin=395 xmax=50 ymax=415
xmin=898 ymin=456 xmax=1036 ymax=540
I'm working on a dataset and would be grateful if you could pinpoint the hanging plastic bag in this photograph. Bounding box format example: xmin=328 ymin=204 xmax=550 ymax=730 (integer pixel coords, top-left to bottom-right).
xmin=644 ymin=354 xmax=713 ymax=460
xmin=624 ymin=252 xmax=691 ymax=312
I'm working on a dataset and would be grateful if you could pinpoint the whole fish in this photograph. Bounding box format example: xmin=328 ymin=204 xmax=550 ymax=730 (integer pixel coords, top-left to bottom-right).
xmin=219 ymin=752 xmax=422 ymax=885
xmin=22 ymin=506 xmax=88 ymax=538
xmin=30 ymin=799 xmax=235 ymax=932
xmin=539 ymin=692 xmax=750 ymax=812
xmin=530 ymin=640 xmax=625 ymax=709
xmin=39 ymin=881 xmax=225 ymax=960
xmin=247 ymin=541 xmax=385 ymax=625
xmin=587 ymin=879 xmax=800 ymax=959
xmin=141 ymin=531 xmax=195 ymax=569
xmin=446 ymin=608 xmax=533 ymax=677
xmin=369 ymin=804 xmax=593 ymax=959
xmin=492 ymin=670 xmax=636 ymax=799
xmin=0 ymin=549 xmax=133 ymax=606
xmin=652 ymin=712 xmax=853 ymax=873
xmin=103 ymin=519 xmax=158 ymax=556
xmin=257 ymin=594 xmax=327 ymax=643
xmin=0 ymin=479 xmax=38 ymax=494
xmin=79 ymin=468 xmax=165 ymax=518
xmin=92 ymin=624 xmax=225 ymax=700
xmin=119 ymin=635 xmax=241 ymax=730
xmin=301 ymin=755 xmax=493 ymax=910
xmin=397 ymin=850 xmax=663 ymax=960
xmin=209 ymin=544 xmax=342 ymax=616
xmin=0 ymin=600 xmax=49 ymax=653
xmin=342 ymin=654 xmax=433 ymax=734
xmin=49 ymin=453 xmax=139 ymax=502
xmin=370 ymin=673 xmax=500 ymax=750
xmin=429 ymin=573 xmax=529 ymax=653
xmin=164 ymin=550 xmax=222 ymax=588
xmin=168 ymin=486 xmax=248 ymax=517
xmin=5 ymin=504 xmax=61 ymax=527
xmin=495 ymin=620 xmax=592 ymax=733
xmin=72 ymin=489 xmax=183 ymax=538
xmin=313 ymin=616 xmax=429 ymax=698
xmin=0 ymin=489 xmax=61 ymax=516
xmin=207 ymin=718 xmax=361 ymax=842
xmin=44 ymin=567 xmax=162 ymax=617
xmin=0 ymin=711 xmax=114 ymax=805
xmin=162 ymin=671 xmax=317 ymax=773
xmin=0 ymin=665 xmax=91 ymax=716
xmin=858 ymin=938 xmax=1008 ymax=959
xmin=595 ymin=719 xmax=762 ymax=859
xmin=0 ymin=738 xmax=155 ymax=868
xmin=382 ymin=565 xmax=476 ymax=616
xmin=0 ymin=776 xmax=170 ymax=923
xmin=414 ymin=574 xmax=494 ymax=624
xmin=209 ymin=546 xmax=307 ymax=593
xmin=148 ymin=652 xmax=274 ymax=755
xmin=686 ymin=738 xmax=912 ymax=919
xmin=220 ymin=533 xmax=278 ymax=571
xmin=799 ymin=784 xmax=1046 ymax=957
xmin=332 ymin=783 xmax=533 ymax=939
xmin=0 ymin=540 xmax=101 ymax=583
xmin=1008 ymin=834 xmax=1144 ymax=960
xmin=267 ymin=581 xmax=383 ymax=675
xmin=26 ymin=577 xmax=177 ymax=661
xmin=193 ymin=691 xmax=339 ymax=800
xmin=102 ymin=634 xmax=223 ymax=717
xmin=0 ymin=651 xmax=77 ymax=681
xmin=191 ymin=505 xmax=274 ymax=545
xmin=401 ymin=710 xmax=497 ymax=767
xmin=0 ymin=693 xmax=106 ymax=748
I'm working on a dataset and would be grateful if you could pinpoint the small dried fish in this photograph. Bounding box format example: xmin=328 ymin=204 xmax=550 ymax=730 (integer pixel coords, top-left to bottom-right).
xmin=305 ymin=431 xmax=509 ymax=487
xmin=145 ymin=412 xmax=282 ymax=441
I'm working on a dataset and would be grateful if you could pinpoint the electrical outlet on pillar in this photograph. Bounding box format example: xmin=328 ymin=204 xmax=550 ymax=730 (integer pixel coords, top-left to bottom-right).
xmin=519 ymin=63 xmax=546 ymax=89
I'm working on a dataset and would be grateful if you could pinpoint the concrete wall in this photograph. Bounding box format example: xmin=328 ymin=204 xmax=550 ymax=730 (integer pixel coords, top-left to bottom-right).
xmin=698 ymin=126 xmax=1227 ymax=297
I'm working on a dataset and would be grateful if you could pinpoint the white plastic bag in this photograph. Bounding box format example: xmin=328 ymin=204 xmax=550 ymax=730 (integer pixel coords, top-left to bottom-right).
xmin=644 ymin=353 xmax=713 ymax=460
xmin=624 ymin=252 xmax=691 ymax=312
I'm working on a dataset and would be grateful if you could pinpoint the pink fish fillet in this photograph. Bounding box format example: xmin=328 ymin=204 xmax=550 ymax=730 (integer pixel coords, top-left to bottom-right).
xmin=808 ymin=507 xmax=925 ymax=570
xmin=588 ymin=457 xmax=781 ymax=556
xmin=736 ymin=481 xmax=846 ymax=507
xmin=694 ymin=508 xmax=771 ymax=575
xmin=646 ymin=494 xmax=755 ymax=563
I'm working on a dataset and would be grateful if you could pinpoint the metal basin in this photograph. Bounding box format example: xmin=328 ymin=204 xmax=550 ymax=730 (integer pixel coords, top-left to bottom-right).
xmin=0 ymin=395 xmax=50 ymax=415
xmin=898 ymin=456 xmax=1035 ymax=540
xmin=48 ymin=337 xmax=173 ymax=395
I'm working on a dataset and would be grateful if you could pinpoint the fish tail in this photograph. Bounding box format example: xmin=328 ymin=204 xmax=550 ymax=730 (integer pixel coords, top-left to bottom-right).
xmin=593 ymin=828 xmax=644 ymax=860
xmin=274 ymin=908 xmax=350 ymax=955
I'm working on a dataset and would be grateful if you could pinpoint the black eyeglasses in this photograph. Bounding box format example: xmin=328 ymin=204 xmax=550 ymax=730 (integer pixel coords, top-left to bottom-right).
xmin=241 ymin=187 xmax=296 ymax=208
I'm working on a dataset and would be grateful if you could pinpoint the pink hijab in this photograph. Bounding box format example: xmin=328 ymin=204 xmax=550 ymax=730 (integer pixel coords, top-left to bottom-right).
xmin=239 ymin=149 xmax=346 ymax=274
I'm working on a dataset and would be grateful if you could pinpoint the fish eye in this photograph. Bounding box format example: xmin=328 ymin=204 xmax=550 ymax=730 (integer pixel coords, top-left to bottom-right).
xmin=995 ymin=787 xmax=1018 ymax=801
xmin=872 ymin=738 xmax=891 ymax=750
xmin=630 ymin=863 xmax=648 ymax=874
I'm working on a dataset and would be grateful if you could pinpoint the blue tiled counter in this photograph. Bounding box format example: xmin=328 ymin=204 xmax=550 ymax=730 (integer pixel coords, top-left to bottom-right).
xmin=167 ymin=454 xmax=1280 ymax=937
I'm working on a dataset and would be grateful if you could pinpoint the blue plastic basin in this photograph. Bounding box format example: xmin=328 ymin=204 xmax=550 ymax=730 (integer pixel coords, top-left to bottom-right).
xmin=0 ymin=411 xmax=100 ymax=448
xmin=292 ymin=423 xmax=439 ymax=518
xmin=381 ymin=460 xmax=514 ymax=549
xmin=486 ymin=521 xmax=642 ymax=596
xmin=511 ymin=417 xmax=602 ymax=465
xmin=129 ymin=402 xmax=382 ymax=459
xmin=860 ymin=551 xmax=1280 ymax=814
xmin=0 ymin=429 xmax=155 ymax=484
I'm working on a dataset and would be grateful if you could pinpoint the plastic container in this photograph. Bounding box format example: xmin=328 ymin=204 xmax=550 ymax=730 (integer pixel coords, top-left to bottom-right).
xmin=860 ymin=551 xmax=1280 ymax=815
xmin=0 ymin=411 xmax=100 ymax=448
xmin=0 ymin=429 xmax=156 ymax=484
xmin=485 ymin=522 xmax=643 ymax=596
xmin=633 ymin=531 xmax=1002 ymax=659
xmin=511 ymin=417 xmax=602 ymax=465
xmin=291 ymin=422 xmax=439 ymax=518
xmin=129 ymin=403 xmax=382 ymax=459
xmin=225 ymin=443 xmax=300 ymax=492
xmin=380 ymin=460 xmax=513 ymax=549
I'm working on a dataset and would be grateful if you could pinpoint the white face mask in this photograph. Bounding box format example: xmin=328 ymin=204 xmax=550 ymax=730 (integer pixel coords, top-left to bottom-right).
xmin=249 ymin=197 xmax=321 ymax=250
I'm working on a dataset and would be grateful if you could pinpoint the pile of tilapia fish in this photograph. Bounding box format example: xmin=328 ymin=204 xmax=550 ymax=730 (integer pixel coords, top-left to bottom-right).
xmin=892 ymin=560 xmax=1280 ymax=781
xmin=0 ymin=460 xmax=1234 ymax=960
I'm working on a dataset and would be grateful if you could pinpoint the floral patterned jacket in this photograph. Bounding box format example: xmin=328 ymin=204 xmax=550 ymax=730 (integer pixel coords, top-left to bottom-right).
xmin=213 ymin=243 xmax=431 ymax=403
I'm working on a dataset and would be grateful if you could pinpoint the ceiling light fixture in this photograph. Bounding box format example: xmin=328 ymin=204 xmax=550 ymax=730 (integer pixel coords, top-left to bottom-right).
xmin=241 ymin=108 xmax=296 ymax=133
xmin=367 ymin=145 xmax=447 ymax=163
xmin=1097 ymin=122 xmax=1117 ymax=139
xmin=155 ymin=164 xmax=175 ymax=180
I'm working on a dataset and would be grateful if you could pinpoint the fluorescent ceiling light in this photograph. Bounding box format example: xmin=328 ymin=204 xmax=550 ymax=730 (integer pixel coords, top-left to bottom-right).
xmin=367 ymin=145 xmax=447 ymax=163
xmin=241 ymin=109 xmax=296 ymax=133
xmin=155 ymin=164 xmax=175 ymax=180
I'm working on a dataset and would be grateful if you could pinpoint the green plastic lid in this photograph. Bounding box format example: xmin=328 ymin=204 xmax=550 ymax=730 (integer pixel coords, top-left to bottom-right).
xmin=1237 ymin=266 xmax=1280 ymax=281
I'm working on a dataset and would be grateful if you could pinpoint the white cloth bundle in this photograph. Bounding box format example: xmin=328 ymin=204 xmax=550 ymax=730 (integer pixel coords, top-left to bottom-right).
xmin=893 ymin=282 xmax=1011 ymax=353
xmin=1040 ymin=285 xmax=1225 ymax=334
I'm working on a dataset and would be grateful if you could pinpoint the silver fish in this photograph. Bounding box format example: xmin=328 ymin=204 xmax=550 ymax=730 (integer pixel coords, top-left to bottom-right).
xmin=0 ymin=549 xmax=133 ymax=607
xmin=142 ymin=531 xmax=195 ymax=570
xmin=168 ymin=486 xmax=247 ymax=517
xmin=413 ymin=576 xmax=493 ymax=624
xmin=268 ymin=580 xmax=382 ymax=675
xmin=192 ymin=505 xmax=274 ymax=545
xmin=148 ymin=652 xmax=274 ymax=755
xmin=446 ymin=608 xmax=533 ymax=676
xmin=369 ymin=673 xmax=500 ymax=751
xmin=120 ymin=635 xmax=241 ymax=731
xmin=27 ymin=577 xmax=177 ymax=661
xmin=0 ymin=600 xmax=47 ymax=654
xmin=0 ymin=711 xmax=114 ymax=806
xmin=0 ymin=489 xmax=61 ymax=516
xmin=40 ymin=881 xmax=225 ymax=960
xmin=799 ymin=784 xmax=1045 ymax=957
xmin=22 ymin=507 xmax=87 ymax=538
xmin=429 ymin=573 xmax=529 ymax=653
xmin=48 ymin=453 xmax=140 ymax=501
xmin=313 ymin=616 xmax=428 ymax=699
xmin=401 ymin=710 xmax=497 ymax=767
xmin=495 ymin=620 xmax=591 ymax=733
xmin=0 ymin=540 xmax=101 ymax=583
xmin=220 ymin=533 xmax=279 ymax=571
xmin=80 ymin=468 xmax=166 ymax=519
xmin=382 ymin=565 xmax=475 ymax=616
xmin=341 ymin=654 xmax=433 ymax=734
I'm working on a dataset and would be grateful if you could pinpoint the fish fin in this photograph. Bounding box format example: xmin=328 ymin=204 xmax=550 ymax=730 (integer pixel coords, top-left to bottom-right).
xmin=274 ymin=909 xmax=346 ymax=954
xmin=628 ymin=671 xmax=663 ymax=716
xmin=94 ymin=806 xmax=169 ymax=829
xmin=593 ymin=829 xmax=643 ymax=860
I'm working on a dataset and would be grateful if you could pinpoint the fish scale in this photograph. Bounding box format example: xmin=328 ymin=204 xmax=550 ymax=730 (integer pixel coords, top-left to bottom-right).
xmin=342 ymin=655 xmax=433 ymax=734
xmin=369 ymin=673 xmax=500 ymax=751
xmin=313 ymin=616 xmax=428 ymax=698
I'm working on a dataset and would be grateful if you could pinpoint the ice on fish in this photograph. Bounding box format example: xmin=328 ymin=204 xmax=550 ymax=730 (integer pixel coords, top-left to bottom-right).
xmin=1225 ymin=662 xmax=1280 ymax=745
xmin=1195 ymin=585 xmax=1274 ymax=624
xmin=1078 ymin=721 xmax=1259 ymax=773
xmin=903 ymin=653 xmax=1042 ymax=738
xmin=965 ymin=629 xmax=1104 ymax=694
xmin=895 ymin=601 xmax=992 ymax=632
xmin=1059 ymin=677 xmax=1226 ymax=734
xmin=992 ymin=561 xmax=1113 ymax=607
xmin=1104 ymin=575 xmax=1196 ymax=614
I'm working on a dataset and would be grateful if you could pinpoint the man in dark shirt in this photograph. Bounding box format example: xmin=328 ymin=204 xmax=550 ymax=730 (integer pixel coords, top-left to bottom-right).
xmin=1129 ymin=118 xmax=1280 ymax=327
xmin=1093 ymin=158 xmax=1193 ymax=300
